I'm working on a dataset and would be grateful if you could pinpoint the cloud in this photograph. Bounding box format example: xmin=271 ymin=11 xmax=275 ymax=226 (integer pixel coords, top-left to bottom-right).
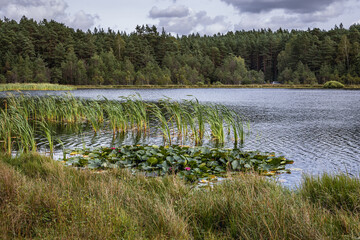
xmin=220 ymin=0 xmax=348 ymax=14
xmin=231 ymin=0 xmax=360 ymax=31
xmin=149 ymin=5 xmax=190 ymax=18
xmin=0 ymin=0 xmax=98 ymax=30
xmin=68 ymin=10 xmax=99 ymax=30
xmin=0 ymin=0 xmax=68 ymax=20
xmin=150 ymin=5 xmax=231 ymax=35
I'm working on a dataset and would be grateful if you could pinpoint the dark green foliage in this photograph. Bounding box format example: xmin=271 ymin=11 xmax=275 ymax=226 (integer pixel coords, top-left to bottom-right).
xmin=1 ymin=17 xmax=360 ymax=85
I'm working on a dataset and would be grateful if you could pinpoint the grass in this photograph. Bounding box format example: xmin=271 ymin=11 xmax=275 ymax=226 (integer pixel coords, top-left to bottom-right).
xmin=0 ymin=83 xmax=76 ymax=91
xmin=300 ymin=173 xmax=360 ymax=213
xmin=1 ymin=153 xmax=360 ymax=239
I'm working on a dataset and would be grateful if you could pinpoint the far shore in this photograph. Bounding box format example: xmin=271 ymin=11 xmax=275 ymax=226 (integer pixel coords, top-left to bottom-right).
xmin=74 ymin=83 xmax=360 ymax=90
xmin=1 ymin=83 xmax=360 ymax=91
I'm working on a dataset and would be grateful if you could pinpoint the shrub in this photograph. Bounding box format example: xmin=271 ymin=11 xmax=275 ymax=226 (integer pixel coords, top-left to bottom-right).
xmin=323 ymin=81 xmax=345 ymax=89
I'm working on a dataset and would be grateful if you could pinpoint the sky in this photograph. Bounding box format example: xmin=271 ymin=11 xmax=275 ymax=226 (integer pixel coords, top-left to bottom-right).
xmin=1 ymin=0 xmax=360 ymax=35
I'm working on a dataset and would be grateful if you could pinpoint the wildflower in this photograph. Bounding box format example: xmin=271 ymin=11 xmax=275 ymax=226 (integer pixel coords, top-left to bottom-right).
xmin=111 ymin=147 xmax=116 ymax=150
xmin=185 ymin=167 xmax=191 ymax=171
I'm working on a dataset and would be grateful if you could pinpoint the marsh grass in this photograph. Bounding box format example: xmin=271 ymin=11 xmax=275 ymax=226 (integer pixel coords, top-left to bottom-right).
xmin=1 ymin=153 xmax=360 ymax=239
xmin=300 ymin=173 xmax=360 ymax=213
xmin=1 ymin=94 xmax=249 ymax=153
xmin=0 ymin=83 xmax=76 ymax=91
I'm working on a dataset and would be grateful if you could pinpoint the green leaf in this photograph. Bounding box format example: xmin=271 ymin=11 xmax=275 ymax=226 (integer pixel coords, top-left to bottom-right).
xmin=147 ymin=157 xmax=158 ymax=166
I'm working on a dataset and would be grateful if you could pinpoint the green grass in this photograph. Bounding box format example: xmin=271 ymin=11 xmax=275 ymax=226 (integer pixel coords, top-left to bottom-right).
xmin=300 ymin=173 xmax=360 ymax=213
xmin=0 ymin=83 xmax=76 ymax=91
xmin=1 ymin=153 xmax=360 ymax=239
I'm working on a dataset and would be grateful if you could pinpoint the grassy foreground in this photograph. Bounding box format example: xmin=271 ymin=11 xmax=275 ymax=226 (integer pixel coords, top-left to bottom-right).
xmin=0 ymin=83 xmax=76 ymax=91
xmin=1 ymin=154 xmax=360 ymax=239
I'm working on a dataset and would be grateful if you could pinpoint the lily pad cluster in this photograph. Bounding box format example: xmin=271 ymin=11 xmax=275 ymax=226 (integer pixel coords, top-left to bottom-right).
xmin=64 ymin=145 xmax=293 ymax=181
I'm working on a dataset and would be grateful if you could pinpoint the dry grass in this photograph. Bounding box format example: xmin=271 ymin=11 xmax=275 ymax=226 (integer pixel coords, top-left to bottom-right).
xmin=1 ymin=153 xmax=360 ymax=239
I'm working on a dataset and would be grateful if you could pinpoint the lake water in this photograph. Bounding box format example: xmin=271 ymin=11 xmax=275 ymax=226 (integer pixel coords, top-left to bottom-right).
xmin=2 ymin=88 xmax=360 ymax=187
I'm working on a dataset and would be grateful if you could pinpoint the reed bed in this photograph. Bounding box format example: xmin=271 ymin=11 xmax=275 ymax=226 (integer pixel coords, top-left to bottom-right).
xmin=0 ymin=93 xmax=248 ymax=154
xmin=0 ymin=83 xmax=76 ymax=91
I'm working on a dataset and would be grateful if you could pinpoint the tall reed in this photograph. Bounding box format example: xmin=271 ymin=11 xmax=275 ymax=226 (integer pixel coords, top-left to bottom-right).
xmin=0 ymin=93 xmax=249 ymax=153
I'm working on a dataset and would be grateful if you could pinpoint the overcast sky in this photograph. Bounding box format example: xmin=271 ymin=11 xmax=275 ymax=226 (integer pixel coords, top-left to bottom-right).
xmin=1 ymin=0 xmax=360 ymax=35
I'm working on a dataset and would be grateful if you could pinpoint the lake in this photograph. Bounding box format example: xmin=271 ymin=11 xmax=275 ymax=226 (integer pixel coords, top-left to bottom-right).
xmin=2 ymin=88 xmax=359 ymax=187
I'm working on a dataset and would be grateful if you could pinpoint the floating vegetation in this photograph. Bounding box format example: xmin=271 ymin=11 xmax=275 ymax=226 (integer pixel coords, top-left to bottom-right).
xmin=64 ymin=145 xmax=294 ymax=181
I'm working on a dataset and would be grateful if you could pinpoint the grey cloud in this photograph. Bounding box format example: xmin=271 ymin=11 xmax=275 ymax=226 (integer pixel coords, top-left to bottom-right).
xmin=69 ymin=11 xmax=99 ymax=30
xmin=152 ymin=7 xmax=231 ymax=35
xmin=221 ymin=0 xmax=346 ymax=14
xmin=0 ymin=0 xmax=97 ymax=30
xmin=149 ymin=5 xmax=190 ymax=18
xmin=0 ymin=0 xmax=68 ymax=20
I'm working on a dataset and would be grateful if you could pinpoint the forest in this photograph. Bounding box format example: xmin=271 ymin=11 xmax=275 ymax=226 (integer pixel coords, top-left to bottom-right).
xmin=1 ymin=16 xmax=360 ymax=86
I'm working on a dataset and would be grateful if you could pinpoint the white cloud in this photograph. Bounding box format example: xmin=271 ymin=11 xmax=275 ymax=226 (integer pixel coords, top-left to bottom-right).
xmin=0 ymin=0 xmax=98 ymax=30
xmin=69 ymin=10 xmax=99 ymax=30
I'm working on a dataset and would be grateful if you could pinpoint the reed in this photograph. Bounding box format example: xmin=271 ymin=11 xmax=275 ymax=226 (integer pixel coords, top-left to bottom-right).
xmin=37 ymin=121 xmax=54 ymax=157
xmin=0 ymin=93 xmax=249 ymax=153
xmin=151 ymin=104 xmax=172 ymax=145
xmin=0 ymin=107 xmax=36 ymax=154
xmin=206 ymin=105 xmax=225 ymax=144
xmin=160 ymin=98 xmax=188 ymax=143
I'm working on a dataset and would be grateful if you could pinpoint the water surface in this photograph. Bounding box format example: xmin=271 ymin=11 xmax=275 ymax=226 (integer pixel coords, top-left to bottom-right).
xmin=2 ymin=88 xmax=359 ymax=187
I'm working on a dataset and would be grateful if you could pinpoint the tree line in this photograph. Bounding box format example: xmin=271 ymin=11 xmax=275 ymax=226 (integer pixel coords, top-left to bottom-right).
xmin=1 ymin=16 xmax=360 ymax=86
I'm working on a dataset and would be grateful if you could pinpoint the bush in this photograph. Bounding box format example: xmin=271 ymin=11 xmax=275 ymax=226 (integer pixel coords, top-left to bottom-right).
xmin=323 ymin=81 xmax=345 ymax=89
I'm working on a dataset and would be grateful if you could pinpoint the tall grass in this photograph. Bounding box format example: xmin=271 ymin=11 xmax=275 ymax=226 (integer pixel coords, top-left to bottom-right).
xmin=300 ymin=173 xmax=360 ymax=213
xmin=0 ymin=107 xmax=36 ymax=154
xmin=0 ymin=93 xmax=249 ymax=153
xmin=1 ymin=153 xmax=360 ymax=239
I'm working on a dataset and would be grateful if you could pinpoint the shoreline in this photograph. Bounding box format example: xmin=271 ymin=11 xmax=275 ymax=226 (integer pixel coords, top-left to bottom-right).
xmin=2 ymin=83 xmax=360 ymax=91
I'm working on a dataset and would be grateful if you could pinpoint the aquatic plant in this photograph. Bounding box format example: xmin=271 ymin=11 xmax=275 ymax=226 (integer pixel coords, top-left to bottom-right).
xmin=0 ymin=93 xmax=250 ymax=153
xmin=64 ymin=145 xmax=293 ymax=181
xmin=0 ymin=106 xmax=36 ymax=154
